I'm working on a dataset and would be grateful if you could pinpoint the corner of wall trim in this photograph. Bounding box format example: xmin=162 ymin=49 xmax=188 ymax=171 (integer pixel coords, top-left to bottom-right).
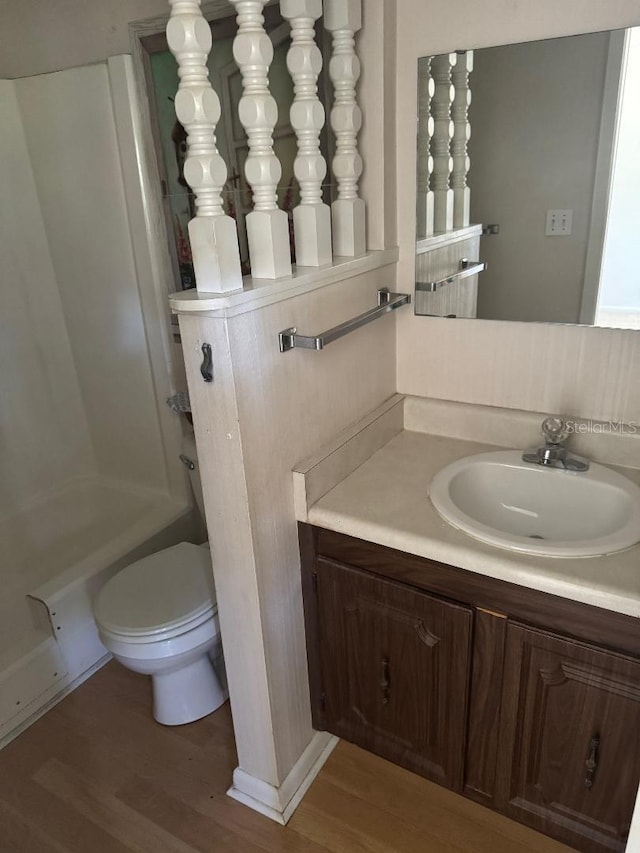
xmin=227 ymin=731 xmax=339 ymax=825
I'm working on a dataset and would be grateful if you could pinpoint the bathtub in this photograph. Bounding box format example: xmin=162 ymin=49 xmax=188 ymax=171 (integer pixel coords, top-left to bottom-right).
xmin=0 ymin=475 xmax=197 ymax=747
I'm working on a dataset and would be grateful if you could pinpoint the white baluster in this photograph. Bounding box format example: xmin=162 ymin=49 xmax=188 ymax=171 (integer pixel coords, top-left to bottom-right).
xmin=431 ymin=52 xmax=456 ymax=233
xmin=324 ymin=0 xmax=366 ymax=258
xmin=167 ymin=0 xmax=242 ymax=293
xmin=416 ymin=56 xmax=435 ymax=238
xmin=230 ymin=0 xmax=292 ymax=279
xmin=281 ymin=0 xmax=332 ymax=267
xmin=452 ymin=50 xmax=473 ymax=229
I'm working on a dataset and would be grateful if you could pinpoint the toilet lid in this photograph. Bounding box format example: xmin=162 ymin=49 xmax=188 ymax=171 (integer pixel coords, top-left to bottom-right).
xmin=95 ymin=542 xmax=217 ymax=638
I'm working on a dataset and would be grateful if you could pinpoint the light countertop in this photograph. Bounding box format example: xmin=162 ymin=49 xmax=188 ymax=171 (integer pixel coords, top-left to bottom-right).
xmin=307 ymin=429 xmax=640 ymax=619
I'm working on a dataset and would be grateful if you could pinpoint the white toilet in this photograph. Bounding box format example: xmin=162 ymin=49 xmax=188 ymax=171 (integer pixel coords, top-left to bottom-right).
xmin=93 ymin=433 xmax=227 ymax=726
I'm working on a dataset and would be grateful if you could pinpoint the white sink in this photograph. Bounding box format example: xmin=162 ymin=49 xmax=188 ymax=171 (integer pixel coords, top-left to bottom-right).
xmin=429 ymin=450 xmax=640 ymax=557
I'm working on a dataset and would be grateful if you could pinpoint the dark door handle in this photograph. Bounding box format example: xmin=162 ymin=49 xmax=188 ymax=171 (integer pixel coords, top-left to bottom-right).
xmin=584 ymin=734 xmax=600 ymax=789
xmin=380 ymin=657 xmax=390 ymax=705
xmin=200 ymin=343 xmax=213 ymax=382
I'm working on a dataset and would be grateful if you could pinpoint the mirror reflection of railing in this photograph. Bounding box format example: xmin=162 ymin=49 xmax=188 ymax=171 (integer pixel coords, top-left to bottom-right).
xmin=167 ymin=0 xmax=367 ymax=294
xmin=413 ymin=49 xmax=481 ymax=320
xmin=416 ymin=51 xmax=474 ymax=238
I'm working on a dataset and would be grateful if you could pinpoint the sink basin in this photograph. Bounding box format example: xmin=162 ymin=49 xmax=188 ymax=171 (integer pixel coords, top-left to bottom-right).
xmin=429 ymin=450 xmax=640 ymax=557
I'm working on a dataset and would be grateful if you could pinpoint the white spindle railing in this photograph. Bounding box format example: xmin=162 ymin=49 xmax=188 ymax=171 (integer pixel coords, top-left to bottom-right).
xmin=416 ymin=55 xmax=435 ymax=238
xmin=281 ymin=0 xmax=332 ymax=267
xmin=451 ymin=50 xmax=473 ymax=229
xmin=324 ymin=0 xmax=366 ymax=258
xmin=431 ymin=52 xmax=456 ymax=233
xmin=166 ymin=0 xmax=243 ymax=293
xmin=230 ymin=0 xmax=292 ymax=279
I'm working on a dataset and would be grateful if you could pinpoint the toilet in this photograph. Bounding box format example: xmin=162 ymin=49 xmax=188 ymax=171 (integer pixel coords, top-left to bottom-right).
xmin=93 ymin=432 xmax=227 ymax=726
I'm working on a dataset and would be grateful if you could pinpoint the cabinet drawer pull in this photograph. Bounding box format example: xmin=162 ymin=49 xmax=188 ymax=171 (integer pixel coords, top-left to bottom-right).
xmin=584 ymin=734 xmax=600 ymax=789
xmin=380 ymin=657 xmax=390 ymax=705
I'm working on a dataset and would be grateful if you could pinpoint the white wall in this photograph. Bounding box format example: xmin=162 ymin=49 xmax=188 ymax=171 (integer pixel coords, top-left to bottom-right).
xmin=15 ymin=64 xmax=171 ymax=494
xmin=0 ymin=81 xmax=95 ymax=517
xmin=395 ymin=0 xmax=640 ymax=424
xmin=469 ymin=32 xmax=609 ymax=323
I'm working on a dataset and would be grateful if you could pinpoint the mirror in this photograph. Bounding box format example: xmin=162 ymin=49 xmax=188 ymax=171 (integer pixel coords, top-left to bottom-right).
xmin=415 ymin=27 xmax=640 ymax=328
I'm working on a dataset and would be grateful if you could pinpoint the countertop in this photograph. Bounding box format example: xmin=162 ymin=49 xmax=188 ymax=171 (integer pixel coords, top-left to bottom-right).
xmin=307 ymin=429 xmax=640 ymax=618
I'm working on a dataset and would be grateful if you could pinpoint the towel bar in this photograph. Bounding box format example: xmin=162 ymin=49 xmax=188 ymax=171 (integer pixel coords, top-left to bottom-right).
xmin=415 ymin=258 xmax=486 ymax=293
xmin=278 ymin=288 xmax=411 ymax=352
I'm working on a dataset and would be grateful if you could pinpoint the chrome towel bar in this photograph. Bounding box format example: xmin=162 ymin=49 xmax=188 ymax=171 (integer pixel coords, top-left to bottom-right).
xmin=278 ymin=288 xmax=411 ymax=352
xmin=415 ymin=258 xmax=486 ymax=293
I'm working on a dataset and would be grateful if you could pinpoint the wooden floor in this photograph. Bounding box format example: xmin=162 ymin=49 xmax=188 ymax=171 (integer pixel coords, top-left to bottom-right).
xmin=0 ymin=662 xmax=575 ymax=853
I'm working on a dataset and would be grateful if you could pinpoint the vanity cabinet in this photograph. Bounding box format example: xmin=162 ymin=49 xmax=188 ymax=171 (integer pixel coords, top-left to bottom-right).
xmin=299 ymin=524 xmax=640 ymax=853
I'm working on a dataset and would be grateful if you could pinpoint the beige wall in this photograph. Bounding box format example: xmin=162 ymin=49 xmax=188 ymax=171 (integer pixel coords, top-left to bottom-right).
xmin=395 ymin=0 xmax=640 ymax=423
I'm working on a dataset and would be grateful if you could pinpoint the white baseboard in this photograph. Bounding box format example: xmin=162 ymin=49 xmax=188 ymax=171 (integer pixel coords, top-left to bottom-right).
xmin=227 ymin=731 xmax=339 ymax=824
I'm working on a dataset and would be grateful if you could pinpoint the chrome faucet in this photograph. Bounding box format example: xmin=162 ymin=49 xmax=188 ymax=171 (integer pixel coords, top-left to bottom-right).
xmin=522 ymin=416 xmax=590 ymax=472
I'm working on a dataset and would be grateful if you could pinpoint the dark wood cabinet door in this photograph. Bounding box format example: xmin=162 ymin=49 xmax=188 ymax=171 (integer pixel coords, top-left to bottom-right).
xmin=495 ymin=623 xmax=640 ymax=853
xmin=316 ymin=557 xmax=473 ymax=791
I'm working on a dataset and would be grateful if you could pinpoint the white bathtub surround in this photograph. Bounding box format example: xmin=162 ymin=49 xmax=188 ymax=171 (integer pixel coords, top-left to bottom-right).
xmin=0 ymin=58 xmax=199 ymax=746
xmin=166 ymin=0 xmax=243 ymax=294
xmin=325 ymin=0 xmax=366 ymax=258
xmin=281 ymin=0 xmax=332 ymax=268
xmin=230 ymin=0 xmax=292 ymax=280
xmin=0 ymin=81 xmax=93 ymax=523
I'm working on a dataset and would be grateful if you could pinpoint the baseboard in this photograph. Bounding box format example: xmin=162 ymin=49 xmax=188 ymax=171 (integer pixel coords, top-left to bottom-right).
xmin=227 ymin=730 xmax=339 ymax=824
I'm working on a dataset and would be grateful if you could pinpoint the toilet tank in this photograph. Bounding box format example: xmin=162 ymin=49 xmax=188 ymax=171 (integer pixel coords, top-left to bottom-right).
xmin=181 ymin=431 xmax=206 ymax=522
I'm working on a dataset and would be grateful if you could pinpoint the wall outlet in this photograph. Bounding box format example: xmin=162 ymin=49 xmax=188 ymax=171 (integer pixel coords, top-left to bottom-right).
xmin=546 ymin=209 xmax=573 ymax=236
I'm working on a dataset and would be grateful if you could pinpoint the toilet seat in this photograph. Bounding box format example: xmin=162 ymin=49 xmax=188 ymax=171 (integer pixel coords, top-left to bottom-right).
xmin=95 ymin=542 xmax=217 ymax=643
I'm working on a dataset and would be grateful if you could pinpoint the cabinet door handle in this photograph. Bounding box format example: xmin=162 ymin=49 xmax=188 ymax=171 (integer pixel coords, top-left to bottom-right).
xmin=584 ymin=734 xmax=600 ymax=789
xmin=380 ymin=657 xmax=390 ymax=705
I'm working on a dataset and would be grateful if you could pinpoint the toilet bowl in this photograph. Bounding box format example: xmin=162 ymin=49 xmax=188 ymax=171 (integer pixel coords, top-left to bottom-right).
xmin=93 ymin=432 xmax=227 ymax=726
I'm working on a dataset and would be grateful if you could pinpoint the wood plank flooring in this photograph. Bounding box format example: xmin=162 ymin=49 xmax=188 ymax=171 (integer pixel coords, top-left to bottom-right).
xmin=0 ymin=662 xmax=575 ymax=852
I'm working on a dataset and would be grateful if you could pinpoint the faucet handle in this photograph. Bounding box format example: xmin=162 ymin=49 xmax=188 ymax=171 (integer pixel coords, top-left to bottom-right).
xmin=541 ymin=416 xmax=569 ymax=444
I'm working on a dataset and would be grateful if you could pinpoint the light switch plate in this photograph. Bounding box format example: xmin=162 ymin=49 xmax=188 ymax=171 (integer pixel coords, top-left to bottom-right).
xmin=546 ymin=209 xmax=573 ymax=236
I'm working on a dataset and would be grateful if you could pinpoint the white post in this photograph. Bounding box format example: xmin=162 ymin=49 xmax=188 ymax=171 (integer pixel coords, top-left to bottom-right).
xmin=281 ymin=0 xmax=332 ymax=267
xmin=324 ymin=0 xmax=366 ymax=258
xmin=452 ymin=50 xmax=473 ymax=229
xmin=230 ymin=0 xmax=292 ymax=279
xmin=431 ymin=52 xmax=456 ymax=233
xmin=167 ymin=0 xmax=243 ymax=293
xmin=416 ymin=56 xmax=435 ymax=238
